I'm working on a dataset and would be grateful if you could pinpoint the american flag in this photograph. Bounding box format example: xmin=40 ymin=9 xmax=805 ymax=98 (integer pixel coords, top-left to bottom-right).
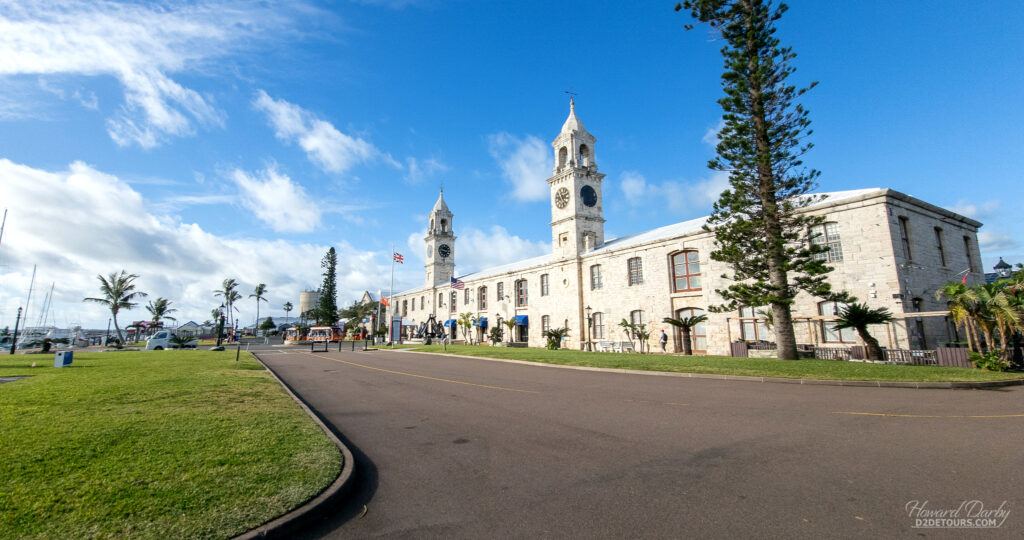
xmin=393 ymin=252 xmax=404 ymax=264
xmin=450 ymin=277 xmax=465 ymax=290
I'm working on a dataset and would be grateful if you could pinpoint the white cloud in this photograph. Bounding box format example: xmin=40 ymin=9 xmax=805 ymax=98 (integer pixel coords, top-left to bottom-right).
xmin=488 ymin=132 xmax=551 ymax=202
xmin=230 ymin=167 xmax=321 ymax=233
xmin=404 ymin=156 xmax=449 ymax=184
xmin=618 ymin=170 xmax=729 ymax=214
xmin=702 ymin=119 xmax=725 ymax=147
xmin=0 ymin=1 xmax=299 ymax=147
xmin=620 ymin=171 xmax=649 ymax=203
xmin=947 ymin=199 xmax=1001 ymax=220
xmin=253 ymin=90 xmax=395 ymax=175
xmin=0 ymin=158 xmax=387 ymax=329
xmin=978 ymin=230 xmax=1019 ymax=252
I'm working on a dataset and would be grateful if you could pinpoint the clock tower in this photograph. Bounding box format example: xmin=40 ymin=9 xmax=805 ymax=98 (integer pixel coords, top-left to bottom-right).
xmin=425 ymin=189 xmax=456 ymax=287
xmin=547 ymin=99 xmax=605 ymax=259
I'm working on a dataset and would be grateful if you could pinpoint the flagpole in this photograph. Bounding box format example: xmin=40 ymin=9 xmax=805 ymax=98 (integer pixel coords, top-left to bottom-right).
xmin=389 ymin=244 xmax=396 ymax=349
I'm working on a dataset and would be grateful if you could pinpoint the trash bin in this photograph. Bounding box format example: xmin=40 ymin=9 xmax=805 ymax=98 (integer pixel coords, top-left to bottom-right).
xmin=54 ymin=350 xmax=73 ymax=368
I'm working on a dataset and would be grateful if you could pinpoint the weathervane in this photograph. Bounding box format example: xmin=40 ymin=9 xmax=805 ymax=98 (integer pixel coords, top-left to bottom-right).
xmin=564 ymin=88 xmax=578 ymax=103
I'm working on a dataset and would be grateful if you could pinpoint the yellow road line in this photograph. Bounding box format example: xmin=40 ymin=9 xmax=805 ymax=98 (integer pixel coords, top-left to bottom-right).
xmin=304 ymin=352 xmax=540 ymax=394
xmin=833 ymin=411 xmax=1024 ymax=419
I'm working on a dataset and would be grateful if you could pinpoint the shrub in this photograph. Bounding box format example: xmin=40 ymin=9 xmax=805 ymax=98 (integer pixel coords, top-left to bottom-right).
xmin=969 ymin=351 xmax=1011 ymax=372
xmin=489 ymin=326 xmax=503 ymax=344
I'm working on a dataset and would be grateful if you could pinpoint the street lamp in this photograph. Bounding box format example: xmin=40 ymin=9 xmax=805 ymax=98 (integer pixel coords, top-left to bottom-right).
xmin=216 ymin=303 xmax=226 ymax=347
xmin=10 ymin=307 xmax=22 ymax=355
xmin=585 ymin=305 xmax=593 ymax=352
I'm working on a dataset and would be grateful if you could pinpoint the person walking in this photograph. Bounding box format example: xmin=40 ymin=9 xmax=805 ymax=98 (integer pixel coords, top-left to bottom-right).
xmin=659 ymin=329 xmax=668 ymax=353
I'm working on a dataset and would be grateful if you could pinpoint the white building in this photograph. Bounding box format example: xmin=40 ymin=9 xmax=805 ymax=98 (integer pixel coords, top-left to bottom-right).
xmin=390 ymin=102 xmax=983 ymax=355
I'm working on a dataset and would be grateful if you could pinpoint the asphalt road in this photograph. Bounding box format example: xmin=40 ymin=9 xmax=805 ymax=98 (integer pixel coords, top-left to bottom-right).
xmin=256 ymin=348 xmax=1024 ymax=539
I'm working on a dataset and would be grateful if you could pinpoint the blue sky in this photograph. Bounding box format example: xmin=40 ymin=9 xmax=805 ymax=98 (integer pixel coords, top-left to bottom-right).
xmin=1 ymin=0 xmax=1022 ymax=330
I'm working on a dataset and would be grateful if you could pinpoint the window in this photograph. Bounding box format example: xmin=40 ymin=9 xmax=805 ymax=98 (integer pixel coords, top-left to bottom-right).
xmin=627 ymin=257 xmax=643 ymax=285
xmin=420 ymin=296 xmax=425 ymax=310
xmin=478 ymin=287 xmax=487 ymax=310
xmin=964 ymin=236 xmax=977 ymax=272
xmin=592 ymin=312 xmax=605 ymax=339
xmin=450 ymin=291 xmax=457 ymax=313
xmin=934 ymin=228 xmax=946 ymax=266
xmin=497 ymin=282 xmax=504 ymax=300
xmin=402 ymin=299 xmax=407 ymax=316
xmin=818 ymin=301 xmax=856 ymax=343
xmin=630 ymin=310 xmax=646 ymax=328
xmin=810 ymin=222 xmax=843 ymax=262
xmin=464 ymin=289 xmax=470 ymax=305
xmin=676 ymin=308 xmax=707 ymax=352
xmin=516 ymin=279 xmax=528 ymax=307
xmin=590 ymin=265 xmax=603 ymax=290
xmin=898 ymin=216 xmax=912 ymax=260
xmin=739 ymin=306 xmax=769 ymax=341
xmin=671 ymin=250 xmax=702 ymax=291
xmin=542 ymin=315 xmax=551 ymax=333
xmin=541 ymin=274 xmax=550 ymax=296
xmin=438 ymin=293 xmax=443 ymax=309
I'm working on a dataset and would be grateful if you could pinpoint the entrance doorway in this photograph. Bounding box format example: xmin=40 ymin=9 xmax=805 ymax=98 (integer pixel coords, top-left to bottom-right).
xmin=675 ymin=307 xmax=707 ymax=354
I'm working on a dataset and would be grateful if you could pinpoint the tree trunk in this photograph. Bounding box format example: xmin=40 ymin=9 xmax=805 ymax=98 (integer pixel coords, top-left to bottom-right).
xmin=112 ymin=314 xmax=124 ymax=343
xmin=962 ymin=319 xmax=975 ymax=352
xmin=968 ymin=319 xmax=981 ymax=353
xmin=681 ymin=327 xmax=693 ymax=356
xmin=857 ymin=327 xmax=883 ymax=361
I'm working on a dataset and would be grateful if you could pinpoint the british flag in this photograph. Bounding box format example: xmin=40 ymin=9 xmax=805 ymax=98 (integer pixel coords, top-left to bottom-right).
xmin=450 ymin=277 xmax=465 ymax=290
xmin=393 ymin=252 xmax=404 ymax=264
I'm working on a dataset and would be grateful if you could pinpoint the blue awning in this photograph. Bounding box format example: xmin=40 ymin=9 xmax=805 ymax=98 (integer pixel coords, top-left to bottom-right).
xmin=443 ymin=319 xmax=457 ymax=327
xmin=473 ymin=317 xmax=488 ymax=327
xmin=513 ymin=315 xmax=528 ymax=326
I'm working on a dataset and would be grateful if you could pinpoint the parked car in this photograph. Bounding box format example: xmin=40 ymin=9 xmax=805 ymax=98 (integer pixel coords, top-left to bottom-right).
xmin=145 ymin=330 xmax=198 ymax=350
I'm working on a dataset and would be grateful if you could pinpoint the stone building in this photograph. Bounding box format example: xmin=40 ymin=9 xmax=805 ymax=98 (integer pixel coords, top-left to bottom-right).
xmin=389 ymin=102 xmax=983 ymax=354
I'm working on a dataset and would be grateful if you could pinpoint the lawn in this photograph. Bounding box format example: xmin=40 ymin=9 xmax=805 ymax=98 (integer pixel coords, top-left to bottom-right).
xmin=397 ymin=344 xmax=1024 ymax=382
xmin=0 ymin=350 xmax=342 ymax=539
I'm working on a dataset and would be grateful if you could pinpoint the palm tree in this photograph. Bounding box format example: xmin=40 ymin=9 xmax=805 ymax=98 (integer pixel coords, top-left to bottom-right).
xmin=283 ymin=301 xmax=293 ymax=324
xmin=542 ymin=327 xmax=570 ymax=350
xmin=83 ymin=270 xmax=148 ymax=343
xmin=457 ymin=312 xmax=475 ymax=344
xmin=977 ymin=283 xmax=1018 ymax=360
xmin=936 ymin=282 xmax=979 ymax=352
xmin=146 ymin=297 xmax=177 ymax=331
xmin=214 ymin=278 xmax=240 ymax=330
xmin=619 ymin=319 xmax=636 ymax=350
xmin=250 ymin=283 xmax=268 ymax=332
xmin=662 ymin=314 xmax=708 ymax=356
xmin=832 ymin=303 xmax=893 ymax=361
xmin=503 ymin=318 xmax=518 ymax=343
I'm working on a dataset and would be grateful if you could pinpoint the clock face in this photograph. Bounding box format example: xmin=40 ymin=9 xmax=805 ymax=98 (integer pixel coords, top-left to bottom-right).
xmin=555 ymin=187 xmax=570 ymax=209
xmin=438 ymin=244 xmax=451 ymax=258
xmin=580 ymin=185 xmax=598 ymax=207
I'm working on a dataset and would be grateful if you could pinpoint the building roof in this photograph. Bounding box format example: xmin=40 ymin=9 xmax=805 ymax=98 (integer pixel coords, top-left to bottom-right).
xmin=432 ymin=189 xmax=450 ymax=214
xmin=560 ymin=99 xmax=585 ymax=134
xmin=994 ymin=257 xmax=1011 ymax=269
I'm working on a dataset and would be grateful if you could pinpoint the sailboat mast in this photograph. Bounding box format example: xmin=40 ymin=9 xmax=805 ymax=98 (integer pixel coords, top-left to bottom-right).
xmin=23 ymin=264 xmax=36 ymax=329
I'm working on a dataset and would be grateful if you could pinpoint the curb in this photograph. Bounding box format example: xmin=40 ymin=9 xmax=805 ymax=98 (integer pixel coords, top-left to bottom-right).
xmin=235 ymin=354 xmax=356 ymax=540
xmin=388 ymin=348 xmax=1024 ymax=390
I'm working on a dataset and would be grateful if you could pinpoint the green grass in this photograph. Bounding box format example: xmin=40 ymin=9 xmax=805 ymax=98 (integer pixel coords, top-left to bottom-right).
xmin=0 ymin=350 xmax=342 ymax=539
xmin=398 ymin=344 xmax=1024 ymax=382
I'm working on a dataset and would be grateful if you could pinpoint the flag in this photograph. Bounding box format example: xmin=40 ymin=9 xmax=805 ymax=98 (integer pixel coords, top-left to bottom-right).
xmin=450 ymin=277 xmax=465 ymax=290
xmin=961 ymin=272 xmax=969 ymax=285
xmin=381 ymin=295 xmax=390 ymax=307
xmin=393 ymin=252 xmax=404 ymax=264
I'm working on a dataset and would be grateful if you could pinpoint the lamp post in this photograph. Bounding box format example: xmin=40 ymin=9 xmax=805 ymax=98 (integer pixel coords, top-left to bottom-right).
xmin=216 ymin=304 xmax=225 ymax=347
xmin=10 ymin=307 xmax=22 ymax=355
xmin=104 ymin=318 xmax=111 ymax=345
xmin=585 ymin=305 xmax=593 ymax=352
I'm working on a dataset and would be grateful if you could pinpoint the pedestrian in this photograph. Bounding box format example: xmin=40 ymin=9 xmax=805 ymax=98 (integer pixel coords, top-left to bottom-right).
xmin=659 ymin=329 xmax=668 ymax=353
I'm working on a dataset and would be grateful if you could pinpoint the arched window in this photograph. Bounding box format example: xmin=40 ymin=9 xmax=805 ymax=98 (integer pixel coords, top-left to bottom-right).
xmin=590 ymin=264 xmax=603 ymax=290
xmin=540 ymin=274 xmax=550 ymax=296
xmin=579 ymin=144 xmax=590 ymax=166
xmin=464 ymin=288 xmax=470 ymax=305
xmin=450 ymin=291 xmax=457 ymax=313
xmin=818 ymin=300 xmax=856 ymax=343
xmin=420 ymin=296 xmax=425 ymax=310
xmin=630 ymin=310 xmax=646 ymax=328
xmin=497 ymin=282 xmax=504 ymax=300
xmin=675 ymin=308 xmax=707 ymax=352
xmin=478 ymin=286 xmax=487 ymax=310
xmin=558 ymin=146 xmax=568 ymax=166
xmin=440 ymin=218 xmax=448 ymax=232
xmin=627 ymin=257 xmax=643 ymax=286
xmin=515 ymin=279 xmax=528 ymax=307
xmin=671 ymin=250 xmax=701 ymax=292
xmin=430 ymin=218 xmax=434 ymax=231
xmin=542 ymin=315 xmax=551 ymax=333
xmin=438 ymin=293 xmax=443 ymax=309
xmin=810 ymin=222 xmax=843 ymax=262
xmin=592 ymin=312 xmax=605 ymax=339
xmin=738 ymin=306 xmax=768 ymax=341
xmin=402 ymin=300 xmax=408 ymax=316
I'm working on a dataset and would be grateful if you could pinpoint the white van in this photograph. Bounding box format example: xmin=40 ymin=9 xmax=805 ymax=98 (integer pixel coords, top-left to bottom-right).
xmin=145 ymin=330 xmax=198 ymax=350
